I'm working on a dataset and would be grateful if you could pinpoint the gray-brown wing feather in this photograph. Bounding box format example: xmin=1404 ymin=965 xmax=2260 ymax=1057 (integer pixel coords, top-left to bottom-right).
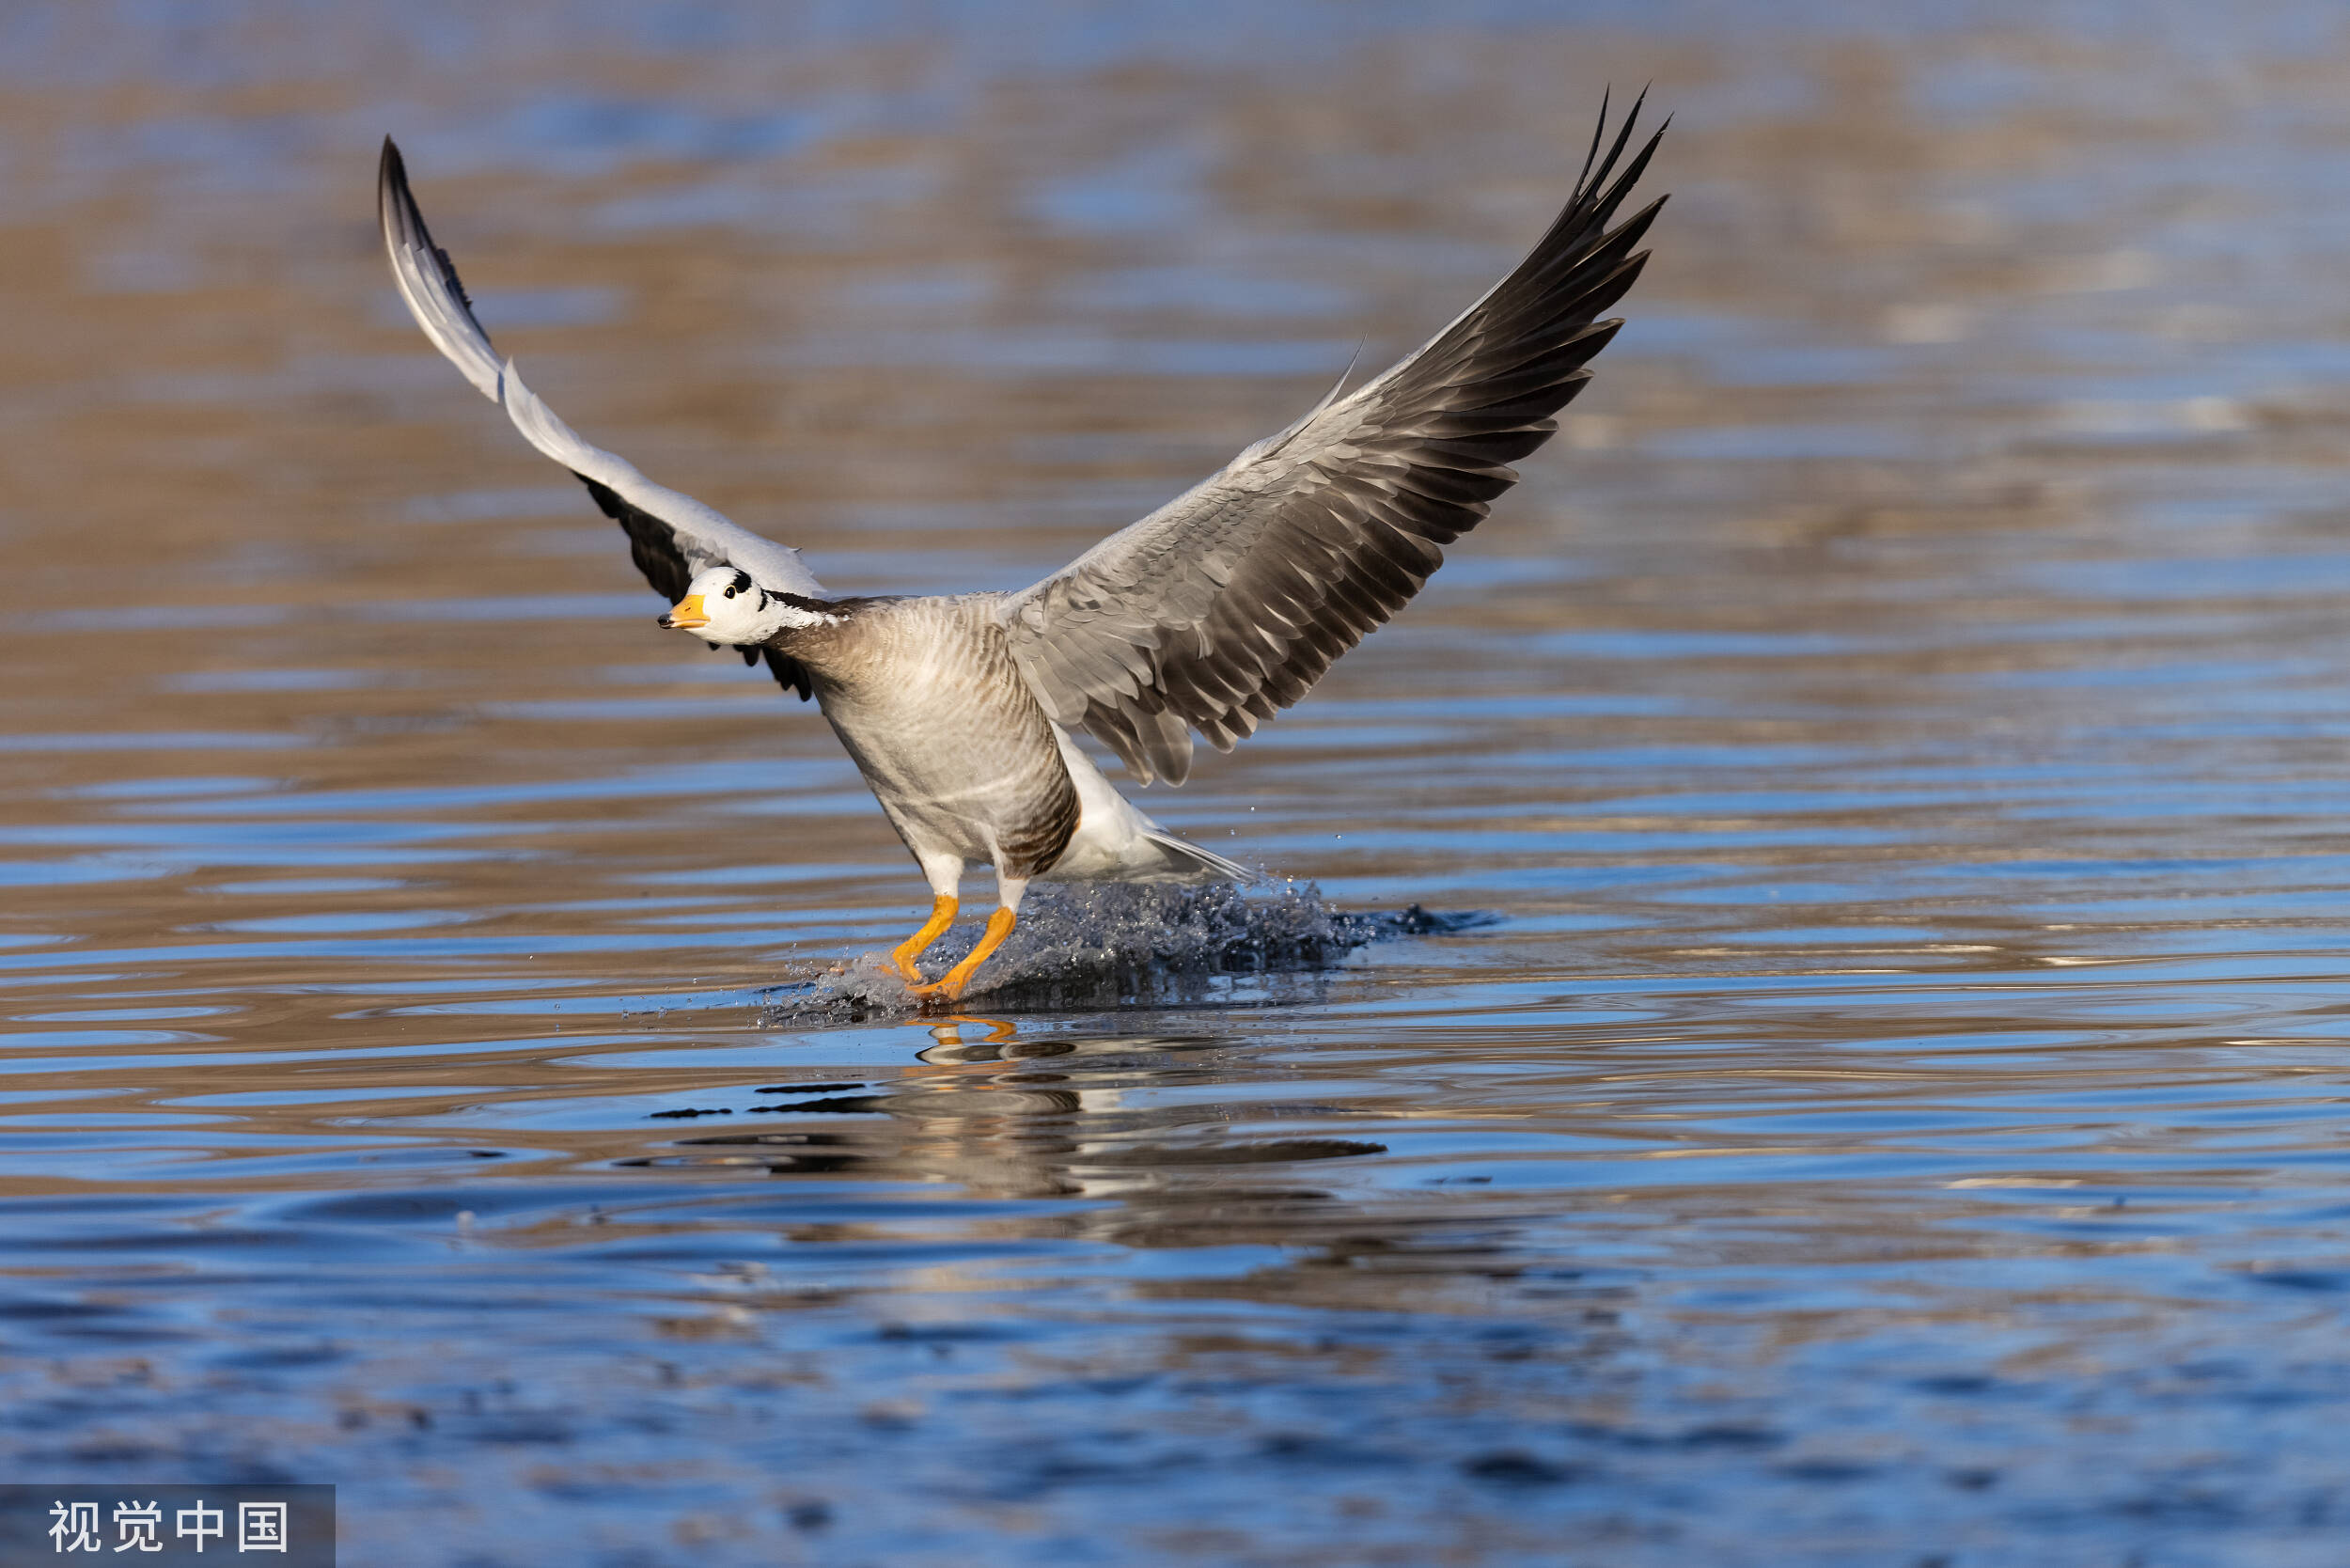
xmin=1001 ymin=96 xmax=1666 ymax=784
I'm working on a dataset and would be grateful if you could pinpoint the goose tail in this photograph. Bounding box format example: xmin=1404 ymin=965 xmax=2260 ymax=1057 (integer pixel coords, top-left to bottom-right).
xmin=1141 ymin=829 xmax=1257 ymax=883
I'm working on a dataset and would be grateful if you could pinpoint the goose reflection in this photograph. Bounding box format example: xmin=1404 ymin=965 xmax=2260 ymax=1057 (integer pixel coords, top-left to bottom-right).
xmin=917 ymin=1014 xmax=1022 ymax=1051
xmin=652 ymin=1019 xmax=1386 ymax=1213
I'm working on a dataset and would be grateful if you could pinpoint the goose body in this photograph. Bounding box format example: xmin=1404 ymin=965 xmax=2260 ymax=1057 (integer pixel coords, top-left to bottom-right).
xmin=377 ymin=98 xmax=1665 ymax=999
xmin=784 ymin=594 xmax=1238 ymax=896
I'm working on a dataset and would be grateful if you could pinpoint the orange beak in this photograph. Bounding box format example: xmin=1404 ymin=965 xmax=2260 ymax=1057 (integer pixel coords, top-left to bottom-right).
xmin=659 ymin=593 xmax=709 ymax=631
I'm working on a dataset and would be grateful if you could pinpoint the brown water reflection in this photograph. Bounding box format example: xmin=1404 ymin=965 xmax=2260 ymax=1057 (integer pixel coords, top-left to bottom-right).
xmin=13 ymin=4 xmax=2350 ymax=1564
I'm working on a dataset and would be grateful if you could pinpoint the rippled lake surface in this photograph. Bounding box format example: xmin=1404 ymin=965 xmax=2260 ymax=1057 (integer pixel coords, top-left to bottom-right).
xmin=13 ymin=4 xmax=2350 ymax=1563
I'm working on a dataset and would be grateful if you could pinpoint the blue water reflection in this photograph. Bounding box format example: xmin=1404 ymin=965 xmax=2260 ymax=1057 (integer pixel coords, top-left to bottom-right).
xmin=8 ymin=3 xmax=2350 ymax=1565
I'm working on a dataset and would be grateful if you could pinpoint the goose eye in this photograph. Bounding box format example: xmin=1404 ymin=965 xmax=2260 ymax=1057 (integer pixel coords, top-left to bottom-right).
xmin=723 ymin=586 xmax=736 ymax=599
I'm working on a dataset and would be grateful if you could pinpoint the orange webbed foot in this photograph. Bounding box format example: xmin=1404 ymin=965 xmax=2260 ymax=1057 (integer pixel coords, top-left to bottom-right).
xmin=889 ymin=894 xmax=958 ymax=983
xmin=906 ymin=906 xmax=1017 ymax=1004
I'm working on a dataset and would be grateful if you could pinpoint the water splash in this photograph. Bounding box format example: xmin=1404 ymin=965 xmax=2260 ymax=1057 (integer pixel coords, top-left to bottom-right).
xmin=764 ymin=881 xmax=1486 ymax=1022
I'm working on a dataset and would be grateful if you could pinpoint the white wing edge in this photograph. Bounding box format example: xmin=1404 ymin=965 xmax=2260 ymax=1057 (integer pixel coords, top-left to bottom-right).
xmin=495 ymin=361 xmax=822 ymax=596
xmin=377 ymin=143 xmax=825 ymax=599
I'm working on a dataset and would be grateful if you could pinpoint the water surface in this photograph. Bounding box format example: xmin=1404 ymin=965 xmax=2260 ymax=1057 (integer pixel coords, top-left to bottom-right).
xmin=9 ymin=5 xmax=2350 ymax=1564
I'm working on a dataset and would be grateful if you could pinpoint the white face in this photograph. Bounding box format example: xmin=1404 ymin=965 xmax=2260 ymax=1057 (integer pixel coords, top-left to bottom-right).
xmin=658 ymin=568 xmax=827 ymax=645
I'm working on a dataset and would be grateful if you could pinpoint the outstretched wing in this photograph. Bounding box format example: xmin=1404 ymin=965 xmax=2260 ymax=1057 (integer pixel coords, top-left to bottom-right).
xmin=377 ymin=138 xmax=822 ymax=699
xmin=1001 ymin=95 xmax=1665 ymax=783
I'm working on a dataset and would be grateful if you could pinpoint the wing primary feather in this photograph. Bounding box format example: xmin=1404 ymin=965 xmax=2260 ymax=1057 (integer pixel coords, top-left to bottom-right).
xmin=1574 ymin=85 xmax=1616 ymax=195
